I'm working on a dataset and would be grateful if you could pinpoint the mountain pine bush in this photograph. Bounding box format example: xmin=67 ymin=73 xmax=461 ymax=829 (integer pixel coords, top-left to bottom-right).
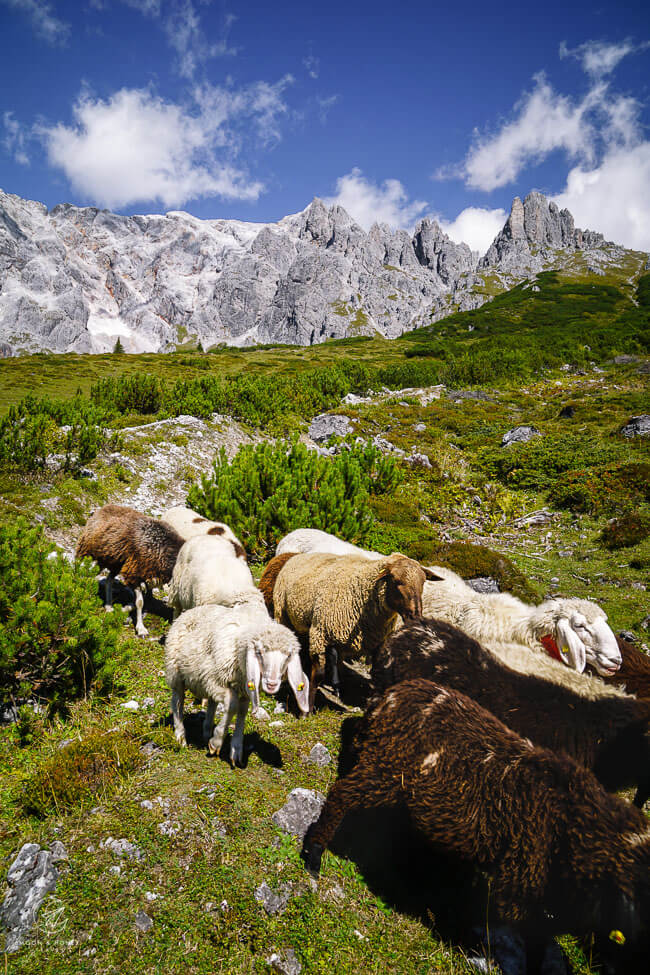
xmin=0 ymin=519 xmax=125 ymax=712
xmin=187 ymin=439 xmax=402 ymax=560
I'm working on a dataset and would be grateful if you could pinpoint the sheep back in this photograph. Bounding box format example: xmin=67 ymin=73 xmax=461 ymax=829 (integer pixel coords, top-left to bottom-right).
xmin=276 ymin=528 xmax=383 ymax=560
xmin=259 ymin=552 xmax=299 ymax=615
xmin=76 ymin=504 xmax=184 ymax=587
xmin=169 ymin=535 xmax=255 ymax=611
xmin=161 ymin=506 xmax=246 ymax=557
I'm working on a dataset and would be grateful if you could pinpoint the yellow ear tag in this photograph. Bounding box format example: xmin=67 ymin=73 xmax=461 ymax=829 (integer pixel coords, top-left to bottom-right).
xmin=297 ymin=682 xmax=304 ymax=691
xmin=609 ymin=930 xmax=626 ymax=945
xmin=247 ymin=681 xmax=255 ymax=690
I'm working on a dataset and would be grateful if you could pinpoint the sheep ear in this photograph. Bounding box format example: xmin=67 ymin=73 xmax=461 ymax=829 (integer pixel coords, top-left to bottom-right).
xmin=423 ymin=567 xmax=443 ymax=581
xmin=286 ymin=654 xmax=310 ymax=714
xmin=556 ymin=619 xmax=587 ymax=673
xmin=245 ymin=649 xmax=261 ymax=709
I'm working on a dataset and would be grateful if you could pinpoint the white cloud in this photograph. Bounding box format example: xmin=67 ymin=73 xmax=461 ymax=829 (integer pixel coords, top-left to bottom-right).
xmin=462 ymin=74 xmax=597 ymax=191
xmin=3 ymin=111 xmax=30 ymax=165
xmin=303 ymin=55 xmax=319 ymax=79
xmin=2 ymin=0 xmax=70 ymax=44
xmin=38 ymin=84 xmax=298 ymax=209
xmin=437 ymin=207 xmax=507 ymax=254
xmin=554 ymin=143 xmax=650 ymax=251
xmin=325 ymin=168 xmax=428 ymax=230
xmin=559 ymin=39 xmax=641 ymax=78
xmin=164 ymin=0 xmax=237 ymax=79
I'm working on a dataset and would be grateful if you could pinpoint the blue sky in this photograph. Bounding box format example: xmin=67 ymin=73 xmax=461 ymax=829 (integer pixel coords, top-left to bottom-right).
xmin=1 ymin=0 xmax=649 ymax=252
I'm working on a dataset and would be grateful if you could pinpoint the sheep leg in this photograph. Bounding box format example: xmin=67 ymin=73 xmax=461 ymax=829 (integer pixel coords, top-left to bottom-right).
xmin=308 ymin=626 xmax=328 ymax=711
xmin=633 ymin=779 xmax=649 ymax=808
xmin=202 ymin=699 xmax=216 ymax=743
xmin=229 ymin=696 xmax=249 ymax=768
xmin=104 ymin=573 xmax=114 ymax=611
xmin=301 ymin=755 xmax=401 ymax=876
xmin=171 ymin=684 xmax=186 ymax=745
xmin=134 ymin=583 xmax=149 ymax=638
xmin=326 ymin=647 xmax=341 ymax=697
xmin=208 ymin=688 xmax=237 ymax=758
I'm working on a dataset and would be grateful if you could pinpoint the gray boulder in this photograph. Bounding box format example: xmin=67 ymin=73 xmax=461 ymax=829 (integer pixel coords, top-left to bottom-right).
xmin=308 ymin=414 xmax=353 ymax=443
xmin=305 ymin=743 xmax=331 ymax=766
xmin=271 ymin=788 xmax=325 ymax=839
xmin=620 ymin=415 xmax=650 ymax=438
xmin=266 ymin=948 xmax=302 ymax=975
xmin=1 ymin=843 xmax=59 ymax=953
xmin=255 ymin=882 xmax=293 ymax=916
xmin=467 ymin=577 xmax=500 ymax=594
xmin=501 ymin=426 xmax=541 ymax=447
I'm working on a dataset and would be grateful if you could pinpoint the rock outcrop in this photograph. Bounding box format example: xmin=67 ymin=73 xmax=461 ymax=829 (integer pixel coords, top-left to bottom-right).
xmin=0 ymin=187 xmax=623 ymax=354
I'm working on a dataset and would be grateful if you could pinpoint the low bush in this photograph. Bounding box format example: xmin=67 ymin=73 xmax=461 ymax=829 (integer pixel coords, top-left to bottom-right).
xmin=407 ymin=539 xmax=538 ymax=602
xmin=548 ymin=462 xmax=650 ymax=515
xmin=0 ymin=519 xmax=126 ymax=712
xmin=21 ymin=728 xmax=142 ymax=818
xmin=187 ymin=439 xmax=401 ymax=561
xmin=599 ymin=511 xmax=650 ymax=550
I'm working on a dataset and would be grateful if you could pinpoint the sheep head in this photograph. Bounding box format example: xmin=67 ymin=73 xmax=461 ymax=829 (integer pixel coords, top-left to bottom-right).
xmin=378 ymin=555 xmax=442 ymax=623
xmin=549 ymin=600 xmax=622 ymax=676
xmin=246 ymin=625 xmax=310 ymax=714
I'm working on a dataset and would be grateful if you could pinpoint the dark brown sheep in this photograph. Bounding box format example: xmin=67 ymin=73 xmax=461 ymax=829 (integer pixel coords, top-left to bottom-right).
xmin=303 ymin=679 xmax=650 ymax=975
xmin=76 ymin=504 xmax=184 ymax=637
xmin=258 ymin=552 xmax=298 ymax=616
xmin=370 ymin=618 xmax=650 ymax=807
xmin=599 ymin=636 xmax=650 ymax=699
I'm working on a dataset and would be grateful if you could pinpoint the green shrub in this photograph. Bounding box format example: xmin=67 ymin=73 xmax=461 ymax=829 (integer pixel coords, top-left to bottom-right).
xmin=187 ymin=439 xmax=401 ymax=561
xmin=0 ymin=519 xmax=126 ymax=712
xmin=475 ymin=434 xmax=628 ymax=491
xmin=598 ymin=511 xmax=650 ymax=550
xmin=0 ymin=394 xmax=111 ymax=471
xmin=548 ymin=462 xmax=650 ymax=515
xmin=21 ymin=729 xmax=142 ymax=818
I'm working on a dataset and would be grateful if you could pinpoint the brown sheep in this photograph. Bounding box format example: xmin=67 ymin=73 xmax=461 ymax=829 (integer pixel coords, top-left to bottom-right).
xmin=259 ymin=552 xmax=298 ymax=616
xmin=599 ymin=636 xmax=650 ymax=699
xmin=76 ymin=504 xmax=184 ymax=637
xmin=303 ymin=679 xmax=650 ymax=975
xmin=371 ymin=618 xmax=650 ymax=806
xmin=272 ymin=552 xmax=439 ymax=709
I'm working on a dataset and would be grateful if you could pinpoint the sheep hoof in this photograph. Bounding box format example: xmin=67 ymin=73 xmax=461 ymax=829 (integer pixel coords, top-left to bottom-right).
xmin=175 ymin=734 xmax=187 ymax=747
xmin=230 ymin=744 xmax=244 ymax=768
xmin=135 ymin=626 xmax=149 ymax=638
xmin=207 ymin=738 xmax=221 ymax=756
xmin=104 ymin=605 xmax=114 ymax=613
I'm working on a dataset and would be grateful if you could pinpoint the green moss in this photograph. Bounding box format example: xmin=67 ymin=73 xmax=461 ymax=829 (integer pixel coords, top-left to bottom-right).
xmin=21 ymin=729 xmax=143 ymax=818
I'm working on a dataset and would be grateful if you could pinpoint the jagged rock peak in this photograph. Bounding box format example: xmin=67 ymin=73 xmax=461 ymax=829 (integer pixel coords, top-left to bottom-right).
xmin=481 ymin=190 xmax=604 ymax=270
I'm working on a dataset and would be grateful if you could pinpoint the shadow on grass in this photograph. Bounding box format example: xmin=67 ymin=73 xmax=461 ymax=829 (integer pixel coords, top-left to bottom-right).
xmin=155 ymin=710 xmax=283 ymax=769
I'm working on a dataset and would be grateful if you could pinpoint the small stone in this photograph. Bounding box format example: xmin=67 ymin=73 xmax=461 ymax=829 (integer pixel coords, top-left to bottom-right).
xmin=501 ymin=426 xmax=541 ymax=448
xmin=158 ymin=821 xmax=181 ymax=837
xmin=406 ymin=451 xmax=432 ymax=469
xmin=100 ymin=837 xmax=144 ymax=861
xmin=620 ymin=415 xmax=650 ymax=438
xmin=0 ymin=843 xmax=59 ymax=953
xmin=273 ymin=703 xmax=286 ymax=714
xmin=254 ymin=881 xmax=292 ymax=915
xmin=466 ymin=577 xmax=500 ymax=595
xmin=308 ymin=414 xmax=353 ymax=443
xmin=57 ymin=738 xmax=74 ymax=750
xmin=640 ymin=616 xmax=650 ymax=631
xmin=144 ymin=892 xmax=159 ymax=902
xmin=550 ymin=577 xmax=560 ymax=585
xmin=414 ymin=423 xmax=426 ymax=432
xmin=211 ymin=818 xmax=227 ymax=839
xmin=82 ymin=947 xmax=97 ymax=957
xmin=121 ymin=700 xmax=139 ymax=711
xmin=266 ymin=949 xmax=302 ymax=975
xmin=353 ymin=929 xmax=366 ymax=940
xmin=271 ymin=789 xmax=325 ymax=839
xmin=253 ymin=707 xmax=270 ymax=721
xmin=134 ymin=910 xmax=153 ymax=934
xmin=108 ymin=865 xmax=121 ymax=876
xmin=269 ymin=720 xmax=284 ymax=728
xmin=140 ymin=800 xmax=154 ymax=810
xmin=49 ymin=840 xmax=68 ymax=863
xmin=142 ymin=697 xmax=155 ymax=709
xmin=305 ymin=743 xmax=331 ymax=766
xmin=219 ymin=899 xmax=229 ymax=913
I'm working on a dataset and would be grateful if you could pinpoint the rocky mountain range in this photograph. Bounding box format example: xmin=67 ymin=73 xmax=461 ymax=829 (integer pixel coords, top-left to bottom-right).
xmin=0 ymin=187 xmax=637 ymax=355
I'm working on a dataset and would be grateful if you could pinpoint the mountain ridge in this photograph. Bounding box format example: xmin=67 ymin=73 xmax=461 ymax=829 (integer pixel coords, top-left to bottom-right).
xmin=0 ymin=187 xmax=644 ymax=355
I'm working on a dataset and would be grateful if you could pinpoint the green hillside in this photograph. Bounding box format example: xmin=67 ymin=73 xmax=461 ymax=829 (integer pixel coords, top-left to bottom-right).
xmin=1 ymin=268 xmax=649 ymax=973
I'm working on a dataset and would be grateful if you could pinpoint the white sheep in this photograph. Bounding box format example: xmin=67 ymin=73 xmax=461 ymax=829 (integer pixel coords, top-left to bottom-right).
xmin=168 ymin=535 xmax=260 ymax=618
xmin=421 ymin=565 xmax=621 ymax=676
xmin=165 ymin=604 xmax=310 ymax=765
xmin=276 ymin=528 xmax=384 ymax=560
xmin=161 ymin=506 xmax=246 ymax=558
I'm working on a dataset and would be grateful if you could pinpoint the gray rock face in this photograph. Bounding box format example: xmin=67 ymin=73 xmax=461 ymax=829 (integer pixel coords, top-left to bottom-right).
xmin=271 ymin=788 xmax=325 ymax=839
xmin=308 ymin=414 xmax=353 ymax=443
xmin=0 ymin=188 xmax=618 ymax=354
xmin=501 ymin=426 xmax=541 ymax=447
xmin=620 ymin=415 xmax=650 ymax=438
xmin=481 ymin=191 xmax=605 ymax=274
xmin=1 ymin=843 xmax=59 ymax=953
xmin=467 ymin=577 xmax=500 ymax=594
xmin=266 ymin=949 xmax=302 ymax=975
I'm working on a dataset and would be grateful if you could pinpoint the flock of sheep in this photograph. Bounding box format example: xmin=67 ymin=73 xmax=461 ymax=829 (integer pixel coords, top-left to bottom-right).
xmin=75 ymin=504 xmax=650 ymax=975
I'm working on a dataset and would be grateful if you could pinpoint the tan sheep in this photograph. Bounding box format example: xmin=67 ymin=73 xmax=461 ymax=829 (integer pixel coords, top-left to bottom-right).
xmin=273 ymin=552 xmax=439 ymax=709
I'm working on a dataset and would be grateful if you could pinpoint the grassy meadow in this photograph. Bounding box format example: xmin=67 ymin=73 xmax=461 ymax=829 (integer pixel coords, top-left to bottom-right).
xmin=0 ymin=262 xmax=649 ymax=973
